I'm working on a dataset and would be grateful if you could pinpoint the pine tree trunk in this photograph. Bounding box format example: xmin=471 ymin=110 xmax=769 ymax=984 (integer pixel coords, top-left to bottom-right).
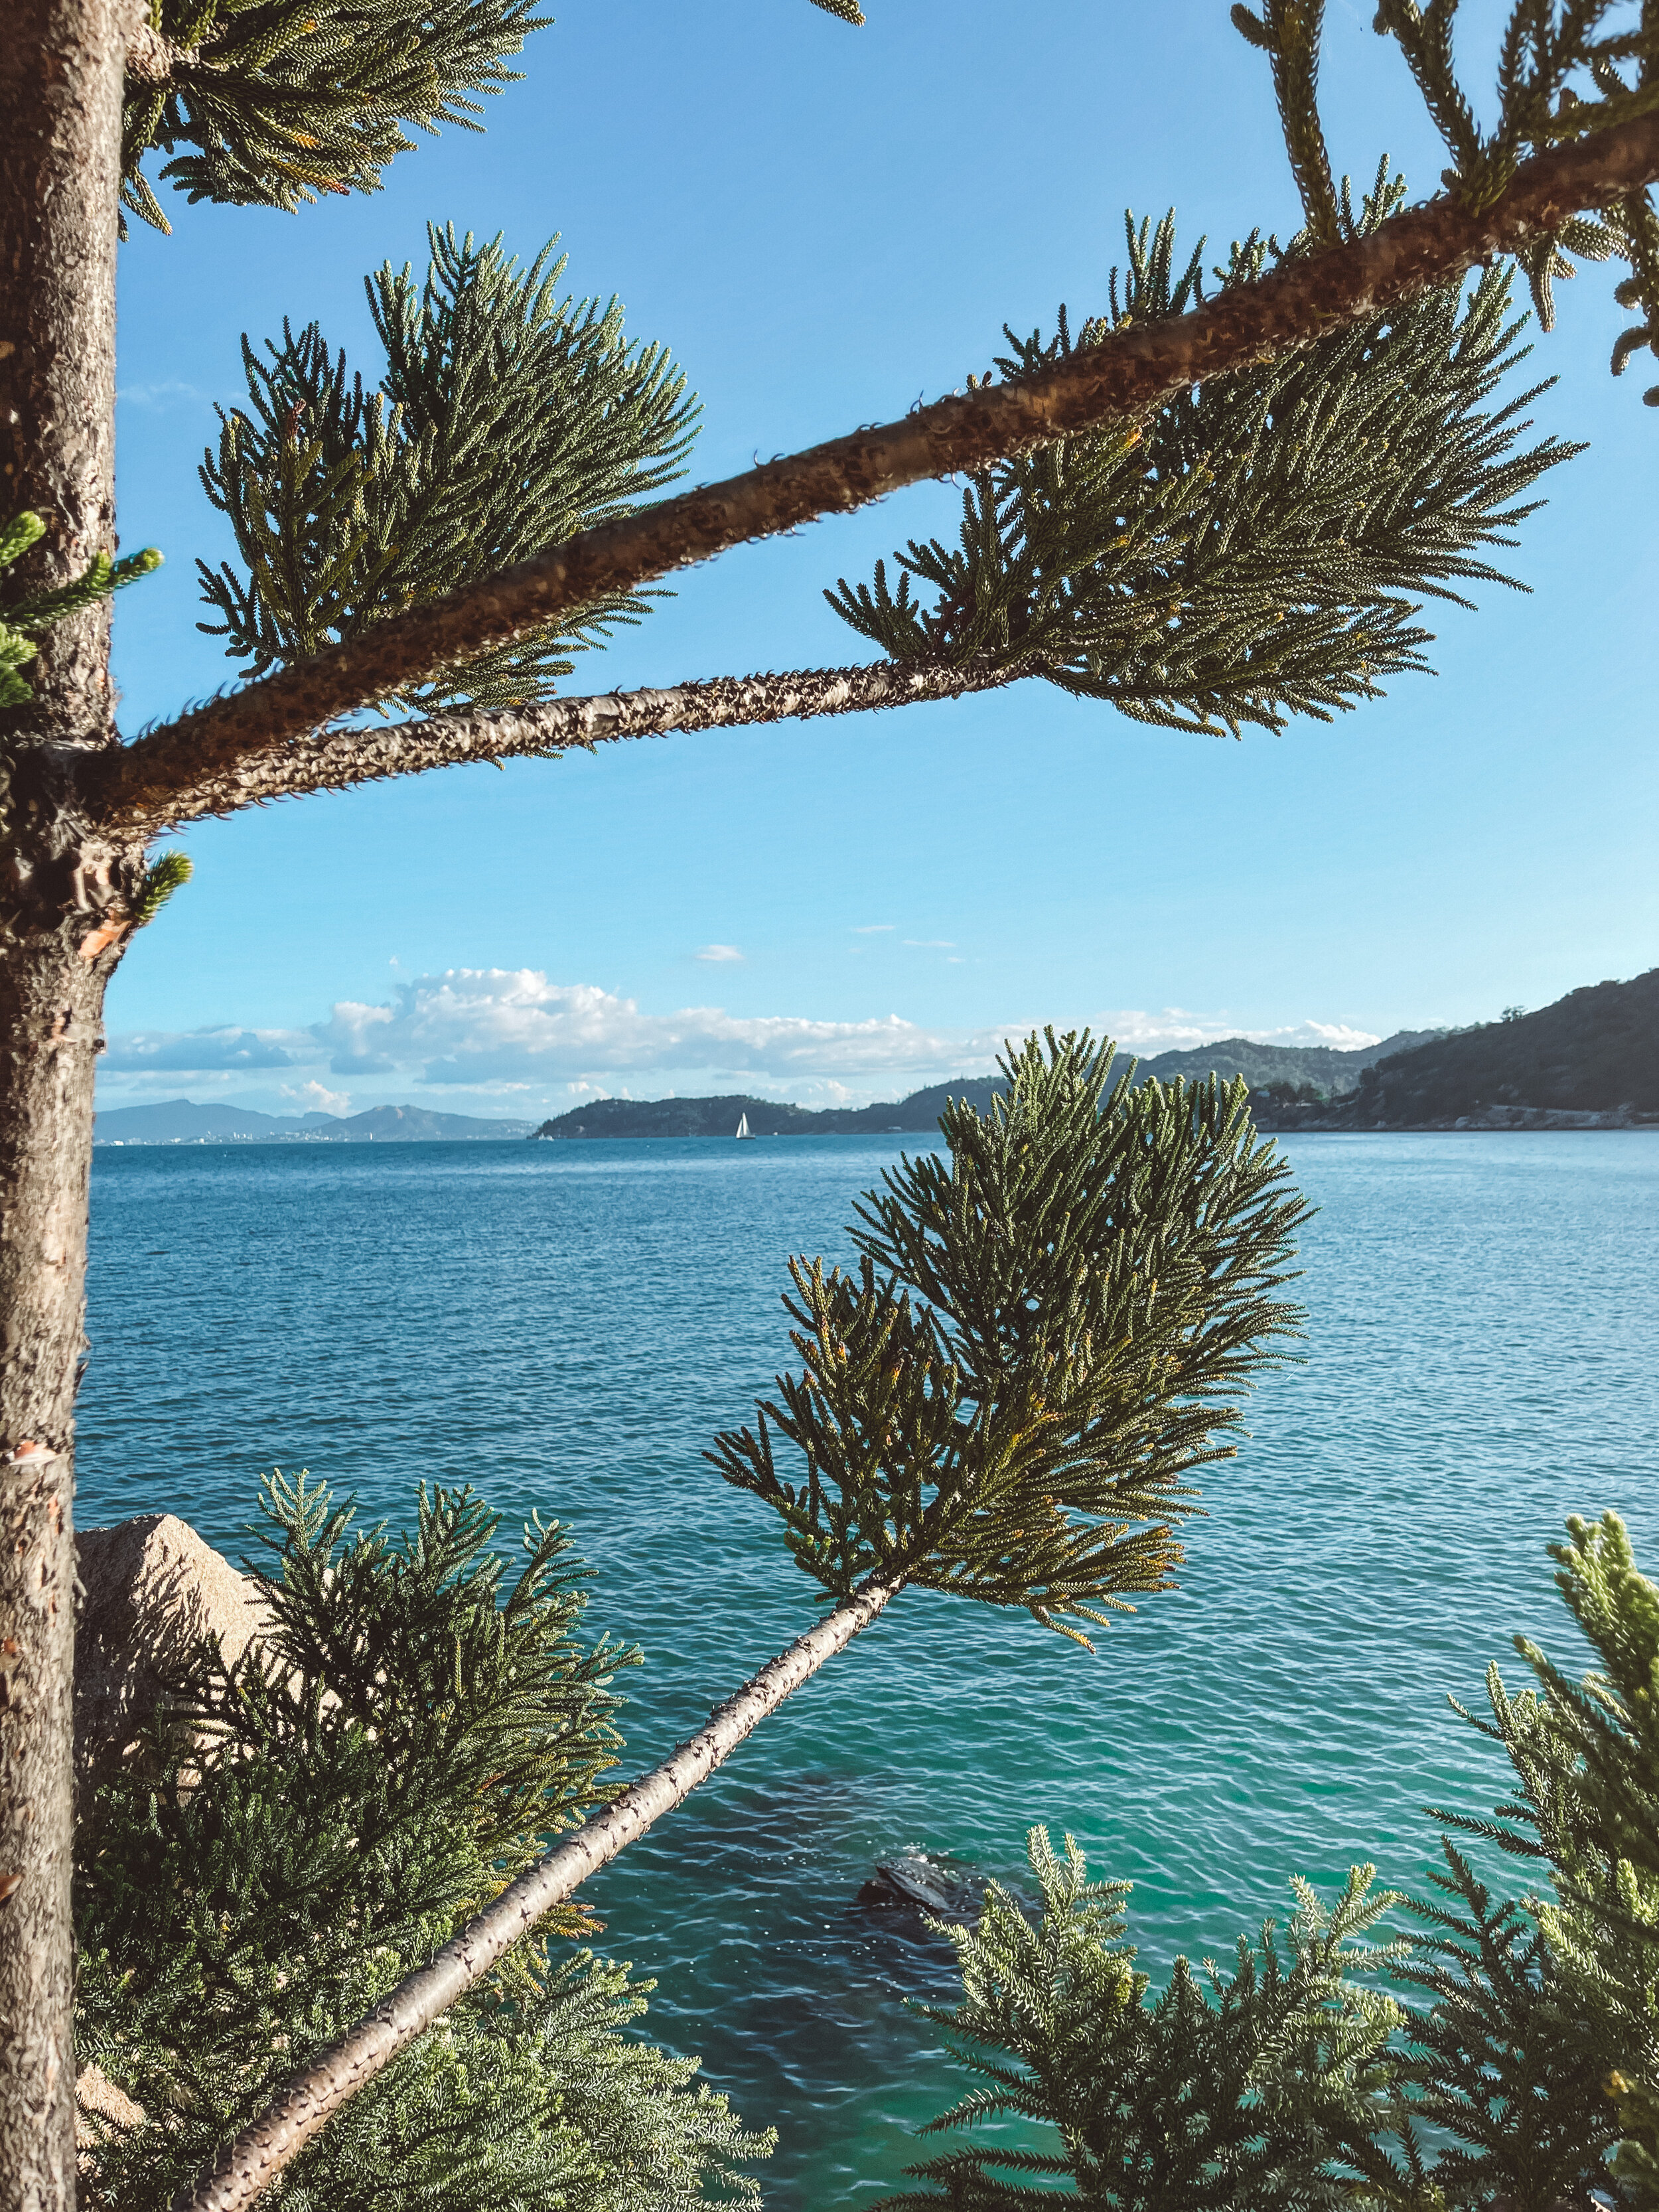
xmin=179 ymin=1574 xmax=902 ymax=2212
xmin=0 ymin=938 xmax=112 ymax=2212
xmin=0 ymin=5 xmax=134 ymax=2204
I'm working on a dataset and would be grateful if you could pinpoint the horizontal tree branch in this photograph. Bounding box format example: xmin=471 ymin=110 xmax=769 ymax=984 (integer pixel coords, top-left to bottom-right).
xmin=175 ymin=1574 xmax=902 ymax=2212
xmin=88 ymin=108 xmax=1659 ymax=836
xmin=94 ymin=657 xmax=1023 ymax=838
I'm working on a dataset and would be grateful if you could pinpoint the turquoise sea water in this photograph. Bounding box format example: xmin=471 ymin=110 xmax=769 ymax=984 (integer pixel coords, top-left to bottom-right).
xmin=79 ymin=1132 xmax=1659 ymax=2205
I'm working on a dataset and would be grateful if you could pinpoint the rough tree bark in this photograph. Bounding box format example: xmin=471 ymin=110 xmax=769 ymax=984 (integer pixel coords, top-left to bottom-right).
xmin=96 ymin=658 xmax=1029 ymax=836
xmin=175 ymin=1574 xmax=902 ymax=2212
xmin=0 ymin=5 xmax=143 ymax=2207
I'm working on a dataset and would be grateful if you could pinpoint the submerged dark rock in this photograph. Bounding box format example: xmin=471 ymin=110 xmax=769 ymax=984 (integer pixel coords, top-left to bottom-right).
xmin=855 ymin=1850 xmax=986 ymax=1923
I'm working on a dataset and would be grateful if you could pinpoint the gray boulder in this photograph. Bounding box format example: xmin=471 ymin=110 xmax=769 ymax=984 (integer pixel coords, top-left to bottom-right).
xmin=74 ymin=1512 xmax=266 ymax=1812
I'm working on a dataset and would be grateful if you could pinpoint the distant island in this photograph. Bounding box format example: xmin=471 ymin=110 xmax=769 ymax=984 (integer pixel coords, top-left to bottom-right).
xmin=95 ymin=1100 xmax=537 ymax=1145
xmin=529 ymin=1079 xmax=1001 ymax=1142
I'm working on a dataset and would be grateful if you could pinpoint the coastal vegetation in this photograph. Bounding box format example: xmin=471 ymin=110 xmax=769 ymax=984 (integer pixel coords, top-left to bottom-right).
xmin=527 ymin=1082 xmax=1009 ymax=1142
xmin=3 ymin=2 xmax=1658 ymax=2206
xmin=1137 ymin=1033 xmax=1439 ymax=1100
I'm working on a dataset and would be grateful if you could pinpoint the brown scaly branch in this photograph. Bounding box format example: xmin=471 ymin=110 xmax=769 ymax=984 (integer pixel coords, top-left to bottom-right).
xmin=173 ymin=1574 xmax=902 ymax=2212
xmin=125 ymin=23 xmax=190 ymax=83
xmin=82 ymin=107 xmax=1659 ymax=838
xmin=92 ymin=657 xmax=1023 ymax=839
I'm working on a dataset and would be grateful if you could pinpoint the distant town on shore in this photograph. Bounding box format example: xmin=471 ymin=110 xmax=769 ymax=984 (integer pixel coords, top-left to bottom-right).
xmin=94 ymin=967 xmax=1659 ymax=1145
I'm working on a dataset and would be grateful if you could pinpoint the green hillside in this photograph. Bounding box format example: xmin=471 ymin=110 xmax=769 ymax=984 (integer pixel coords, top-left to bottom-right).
xmin=1136 ymin=1029 xmax=1441 ymax=1095
xmin=532 ymin=1094 xmax=821 ymax=1140
xmin=529 ymin=1079 xmax=1005 ymax=1140
xmin=1353 ymin=969 xmax=1659 ymax=1123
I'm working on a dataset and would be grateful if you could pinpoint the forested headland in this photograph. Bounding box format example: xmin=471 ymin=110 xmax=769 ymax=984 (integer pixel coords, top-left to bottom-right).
xmin=1252 ymin=967 xmax=1659 ymax=1130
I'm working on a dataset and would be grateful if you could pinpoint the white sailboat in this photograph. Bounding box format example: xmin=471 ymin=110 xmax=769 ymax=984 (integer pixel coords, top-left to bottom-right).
xmin=735 ymin=1112 xmax=757 ymax=1140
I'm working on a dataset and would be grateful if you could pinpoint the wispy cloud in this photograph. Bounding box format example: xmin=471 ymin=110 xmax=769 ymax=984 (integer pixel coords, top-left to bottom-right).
xmin=1094 ymin=1009 xmax=1382 ymax=1053
xmin=695 ymin=944 xmax=744 ymax=962
xmin=117 ymin=378 xmax=208 ymax=409
xmin=851 ymin=924 xmax=894 ymax=934
xmin=98 ymin=970 xmax=1385 ymax=1116
xmin=279 ymin=1078 xmax=352 ymax=1116
xmin=1267 ymin=1019 xmax=1382 ymax=1050
xmin=904 ymin=939 xmax=955 ymax=949
xmin=313 ymin=970 xmax=983 ymax=1086
xmin=102 ymin=1025 xmax=309 ymax=1074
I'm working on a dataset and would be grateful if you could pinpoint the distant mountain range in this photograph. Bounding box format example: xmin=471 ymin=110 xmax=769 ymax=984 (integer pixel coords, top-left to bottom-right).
xmin=95 ymin=1099 xmax=536 ymax=1144
xmin=1136 ymin=1029 xmax=1444 ymax=1094
xmin=527 ymin=1033 xmax=1437 ymax=1142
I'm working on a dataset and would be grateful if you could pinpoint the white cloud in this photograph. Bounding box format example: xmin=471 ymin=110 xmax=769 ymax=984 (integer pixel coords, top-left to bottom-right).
xmin=98 ymin=970 xmax=1386 ymax=1118
xmin=280 ymin=1078 xmax=352 ymax=1117
xmin=319 ymin=999 xmax=397 ymax=1075
xmin=312 ymin=969 xmax=987 ymax=1086
xmin=851 ymin=924 xmax=895 ymax=934
xmin=904 ymin=939 xmax=956 ymax=949
xmin=1092 ymin=1008 xmax=1381 ymax=1054
xmin=1259 ymin=1019 xmax=1384 ymax=1051
xmin=116 ymin=378 xmax=207 ymax=409
xmin=695 ymin=944 xmax=744 ymax=963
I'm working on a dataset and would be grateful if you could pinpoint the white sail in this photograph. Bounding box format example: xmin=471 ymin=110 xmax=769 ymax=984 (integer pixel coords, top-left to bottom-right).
xmin=735 ymin=1113 xmax=749 ymax=1139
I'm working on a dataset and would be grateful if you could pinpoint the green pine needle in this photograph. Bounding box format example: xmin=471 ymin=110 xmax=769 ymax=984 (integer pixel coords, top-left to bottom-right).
xmin=709 ymin=1030 xmax=1311 ymax=1642
xmin=75 ymin=1477 xmax=773 ymax=2211
xmin=123 ymin=0 xmax=551 ymax=232
xmin=828 ymin=178 xmax=1579 ymax=737
xmin=0 ymin=512 xmax=47 ymax=571
xmin=123 ymin=0 xmax=867 ymax=231
xmin=133 ymin=850 xmax=193 ymax=927
xmin=883 ymin=1831 xmax=1407 ymax=2209
xmin=0 ymin=517 xmax=163 ymax=709
xmin=894 ymin=1511 xmax=1659 ymax=2208
xmin=197 ymin=226 xmax=699 ymax=711
xmin=1295 ymin=4 xmax=1659 ymax=407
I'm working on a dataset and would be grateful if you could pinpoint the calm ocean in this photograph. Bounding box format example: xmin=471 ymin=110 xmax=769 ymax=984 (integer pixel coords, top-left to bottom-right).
xmin=79 ymin=1131 xmax=1659 ymax=2206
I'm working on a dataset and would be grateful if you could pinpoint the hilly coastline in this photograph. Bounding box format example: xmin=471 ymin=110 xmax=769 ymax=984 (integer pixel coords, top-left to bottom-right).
xmin=1252 ymin=968 xmax=1659 ymax=1130
xmin=526 ymin=1033 xmax=1434 ymax=1140
xmin=528 ymin=1078 xmax=1005 ymax=1141
xmin=94 ymin=982 xmax=1655 ymax=1146
xmin=1137 ymin=1029 xmax=1443 ymax=1095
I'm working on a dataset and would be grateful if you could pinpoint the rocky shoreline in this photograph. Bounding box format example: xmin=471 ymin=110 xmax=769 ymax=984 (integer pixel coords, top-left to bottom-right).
xmin=1250 ymin=1098 xmax=1658 ymax=1134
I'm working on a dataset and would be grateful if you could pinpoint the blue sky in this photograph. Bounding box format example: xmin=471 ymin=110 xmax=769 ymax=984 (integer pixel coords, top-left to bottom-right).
xmin=103 ymin=0 xmax=1658 ymax=1119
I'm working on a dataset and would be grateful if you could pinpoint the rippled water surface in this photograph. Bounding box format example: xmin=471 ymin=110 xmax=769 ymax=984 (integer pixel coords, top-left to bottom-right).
xmin=80 ymin=1132 xmax=1659 ymax=2205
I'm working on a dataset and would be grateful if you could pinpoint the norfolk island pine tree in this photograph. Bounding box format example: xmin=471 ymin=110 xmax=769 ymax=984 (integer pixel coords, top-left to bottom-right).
xmin=5 ymin=1 xmax=1659 ymax=2204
